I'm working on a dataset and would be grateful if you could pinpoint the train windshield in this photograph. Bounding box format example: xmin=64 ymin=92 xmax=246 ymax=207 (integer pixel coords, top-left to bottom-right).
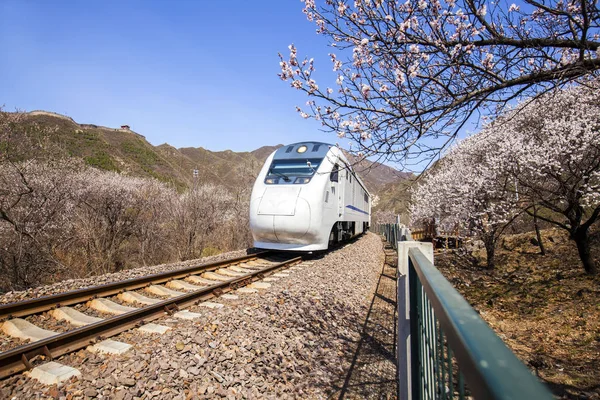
xmin=266 ymin=158 xmax=322 ymax=184
xmin=269 ymin=159 xmax=321 ymax=176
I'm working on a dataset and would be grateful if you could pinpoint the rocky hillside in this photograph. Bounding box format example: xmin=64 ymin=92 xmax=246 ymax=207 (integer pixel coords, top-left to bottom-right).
xmin=6 ymin=110 xmax=409 ymax=202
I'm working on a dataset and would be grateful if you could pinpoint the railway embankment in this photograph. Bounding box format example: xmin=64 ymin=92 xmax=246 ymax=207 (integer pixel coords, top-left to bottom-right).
xmin=0 ymin=251 xmax=250 ymax=305
xmin=0 ymin=233 xmax=392 ymax=399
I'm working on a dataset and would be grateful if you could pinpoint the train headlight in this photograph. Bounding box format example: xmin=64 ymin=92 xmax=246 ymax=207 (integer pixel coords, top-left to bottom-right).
xmin=265 ymin=177 xmax=279 ymax=184
xmin=297 ymin=145 xmax=308 ymax=153
xmin=294 ymin=177 xmax=311 ymax=184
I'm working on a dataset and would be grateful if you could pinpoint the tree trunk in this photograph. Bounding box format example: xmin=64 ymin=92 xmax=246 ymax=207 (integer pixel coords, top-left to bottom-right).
xmin=533 ymin=209 xmax=545 ymax=255
xmin=573 ymin=228 xmax=597 ymax=275
xmin=484 ymin=237 xmax=495 ymax=270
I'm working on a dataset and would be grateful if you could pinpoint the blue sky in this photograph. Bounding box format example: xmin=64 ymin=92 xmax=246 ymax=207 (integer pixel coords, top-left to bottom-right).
xmin=0 ymin=0 xmax=336 ymax=151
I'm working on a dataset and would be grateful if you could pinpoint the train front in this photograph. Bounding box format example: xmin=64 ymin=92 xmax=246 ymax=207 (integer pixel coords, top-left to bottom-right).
xmin=249 ymin=142 xmax=333 ymax=251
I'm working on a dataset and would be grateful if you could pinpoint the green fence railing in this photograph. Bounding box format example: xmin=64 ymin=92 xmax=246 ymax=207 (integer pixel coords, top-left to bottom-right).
xmin=377 ymin=223 xmax=411 ymax=250
xmin=378 ymin=223 xmax=553 ymax=400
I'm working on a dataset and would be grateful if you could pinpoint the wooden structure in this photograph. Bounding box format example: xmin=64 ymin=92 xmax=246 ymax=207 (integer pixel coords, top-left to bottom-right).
xmin=411 ymin=220 xmax=462 ymax=248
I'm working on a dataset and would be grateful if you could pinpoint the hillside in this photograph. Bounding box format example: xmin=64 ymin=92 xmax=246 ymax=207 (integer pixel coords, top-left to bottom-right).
xmin=372 ymin=178 xmax=415 ymax=223
xmin=436 ymin=229 xmax=600 ymax=399
xmin=6 ymin=111 xmax=409 ymax=202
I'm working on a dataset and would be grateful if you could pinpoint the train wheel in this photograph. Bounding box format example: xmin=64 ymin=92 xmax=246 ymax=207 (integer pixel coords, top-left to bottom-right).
xmin=328 ymin=222 xmax=340 ymax=249
xmin=328 ymin=228 xmax=336 ymax=249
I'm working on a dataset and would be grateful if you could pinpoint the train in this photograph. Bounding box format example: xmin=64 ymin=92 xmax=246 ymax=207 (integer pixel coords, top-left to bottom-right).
xmin=249 ymin=142 xmax=371 ymax=251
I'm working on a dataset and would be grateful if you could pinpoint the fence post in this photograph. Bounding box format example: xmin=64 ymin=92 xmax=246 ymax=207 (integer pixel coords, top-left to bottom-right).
xmin=397 ymin=241 xmax=434 ymax=400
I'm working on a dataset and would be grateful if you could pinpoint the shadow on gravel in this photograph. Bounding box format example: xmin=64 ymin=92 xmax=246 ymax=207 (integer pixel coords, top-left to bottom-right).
xmin=332 ymin=244 xmax=398 ymax=399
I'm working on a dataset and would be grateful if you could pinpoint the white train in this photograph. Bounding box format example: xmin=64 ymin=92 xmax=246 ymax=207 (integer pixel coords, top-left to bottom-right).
xmin=249 ymin=142 xmax=371 ymax=251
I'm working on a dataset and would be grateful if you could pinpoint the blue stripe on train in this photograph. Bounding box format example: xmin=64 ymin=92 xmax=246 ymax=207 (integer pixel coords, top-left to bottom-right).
xmin=345 ymin=205 xmax=370 ymax=215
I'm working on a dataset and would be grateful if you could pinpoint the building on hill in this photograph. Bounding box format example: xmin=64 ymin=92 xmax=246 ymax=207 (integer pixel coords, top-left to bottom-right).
xmin=120 ymin=125 xmax=130 ymax=130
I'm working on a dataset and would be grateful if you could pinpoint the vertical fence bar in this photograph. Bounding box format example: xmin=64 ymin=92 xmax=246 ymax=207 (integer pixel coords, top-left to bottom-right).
xmin=409 ymin=257 xmax=420 ymax=400
xmin=458 ymin=371 xmax=465 ymax=400
xmin=440 ymin=328 xmax=446 ymax=400
xmin=447 ymin=346 xmax=454 ymax=400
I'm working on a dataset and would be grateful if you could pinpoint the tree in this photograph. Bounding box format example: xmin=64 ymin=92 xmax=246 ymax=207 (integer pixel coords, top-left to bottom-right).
xmin=412 ymin=80 xmax=600 ymax=274
xmin=280 ymin=0 xmax=600 ymax=165
xmin=410 ymin=130 xmax=518 ymax=269
xmin=493 ymin=80 xmax=600 ymax=274
xmin=73 ymin=170 xmax=157 ymax=274
xmin=167 ymin=184 xmax=233 ymax=260
xmin=0 ymin=159 xmax=80 ymax=289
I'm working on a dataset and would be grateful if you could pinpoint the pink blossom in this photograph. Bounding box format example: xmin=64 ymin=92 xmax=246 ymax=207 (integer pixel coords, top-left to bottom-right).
xmin=361 ymin=84 xmax=371 ymax=97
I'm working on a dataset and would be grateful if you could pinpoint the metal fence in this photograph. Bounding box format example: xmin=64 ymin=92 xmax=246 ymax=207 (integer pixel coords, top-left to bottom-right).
xmin=378 ymin=223 xmax=552 ymax=400
xmin=378 ymin=223 xmax=411 ymax=250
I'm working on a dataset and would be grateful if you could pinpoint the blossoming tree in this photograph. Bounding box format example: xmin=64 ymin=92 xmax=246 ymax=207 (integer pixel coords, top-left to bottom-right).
xmin=410 ymin=129 xmax=519 ymax=269
xmin=280 ymin=0 xmax=600 ymax=164
xmin=494 ymin=81 xmax=600 ymax=274
xmin=411 ymin=80 xmax=600 ymax=274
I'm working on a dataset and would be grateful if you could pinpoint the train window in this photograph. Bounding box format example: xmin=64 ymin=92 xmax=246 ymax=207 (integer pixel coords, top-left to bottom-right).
xmin=266 ymin=158 xmax=322 ymax=184
xmin=330 ymin=164 xmax=339 ymax=182
xmin=364 ymin=193 xmax=368 ymax=203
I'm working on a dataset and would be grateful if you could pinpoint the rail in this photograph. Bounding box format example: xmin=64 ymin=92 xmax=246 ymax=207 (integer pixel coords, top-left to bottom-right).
xmin=0 ymin=253 xmax=301 ymax=379
xmin=378 ymin=223 xmax=552 ymax=400
xmin=0 ymin=252 xmax=268 ymax=319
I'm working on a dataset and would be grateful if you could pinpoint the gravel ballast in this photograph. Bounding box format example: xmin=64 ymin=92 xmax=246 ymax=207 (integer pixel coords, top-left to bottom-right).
xmin=0 ymin=250 xmax=250 ymax=305
xmin=0 ymin=233 xmax=388 ymax=399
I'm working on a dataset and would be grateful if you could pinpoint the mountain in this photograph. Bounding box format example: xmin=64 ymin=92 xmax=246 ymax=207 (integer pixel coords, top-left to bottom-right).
xmin=5 ymin=110 xmax=410 ymax=207
xmin=346 ymin=153 xmax=413 ymax=194
xmin=251 ymin=145 xmax=283 ymax=161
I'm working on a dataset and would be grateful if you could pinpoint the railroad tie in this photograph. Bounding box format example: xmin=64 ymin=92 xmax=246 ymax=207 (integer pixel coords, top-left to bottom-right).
xmin=186 ymin=276 xmax=219 ymax=285
xmin=173 ymin=309 xmax=202 ymax=320
xmin=214 ymin=269 xmax=246 ymax=277
xmin=249 ymin=282 xmax=271 ymax=290
xmin=27 ymin=362 xmax=81 ymax=385
xmin=87 ymin=298 xmax=138 ymax=315
xmin=87 ymin=339 xmax=132 ymax=355
xmin=118 ymin=291 xmax=161 ymax=305
xmin=243 ymin=261 xmax=268 ymax=267
xmin=138 ymin=323 xmax=171 ymax=334
xmin=199 ymin=302 xmax=224 ymax=309
xmin=49 ymin=307 xmax=103 ymax=327
xmin=202 ymin=272 xmax=231 ymax=282
xmin=145 ymin=285 xmax=184 ymax=298
xmin=237 ymin=287 xmax=259 ymax=294
xmin=229 ymin=266 xmax=255 ymax=273
xmin=166 ymin=280 xmax=204 ymax=291
xmin=2 ymin=318 xmax=56 ymax=342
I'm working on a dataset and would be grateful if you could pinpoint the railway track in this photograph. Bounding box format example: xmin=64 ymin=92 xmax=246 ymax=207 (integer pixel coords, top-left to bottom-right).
xmin=0 ymin=251 xmax=302 ymax=380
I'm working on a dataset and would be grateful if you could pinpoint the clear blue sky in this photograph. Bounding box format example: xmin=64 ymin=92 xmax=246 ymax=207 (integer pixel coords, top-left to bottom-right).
xmin=0 ymin=0 xmax=336 ymax=151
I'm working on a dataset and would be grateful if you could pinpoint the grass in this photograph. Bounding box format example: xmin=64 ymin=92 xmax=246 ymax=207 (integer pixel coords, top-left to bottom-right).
xmin=121 ymin=139 xmax=160 ymax=166
xmin=84 ymin=151 xmax=120 ymax=172
xmin=435 ymin=228 xmax=600 ymax=399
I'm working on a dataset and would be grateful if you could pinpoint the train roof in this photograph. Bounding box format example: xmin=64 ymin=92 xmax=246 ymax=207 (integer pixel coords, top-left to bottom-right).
xmin=272 ymin=142 xmax=334 ymax=160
